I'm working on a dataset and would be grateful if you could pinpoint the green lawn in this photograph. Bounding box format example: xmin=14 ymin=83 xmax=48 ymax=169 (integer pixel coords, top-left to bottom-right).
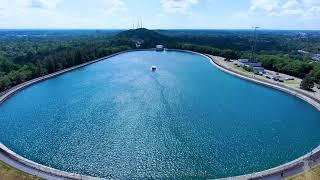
xmin=231 ymin=64 xmax=248 ymax=73
xmin=284 ymin=80 xmax=299 ymax=85
xmin=0 ymin=161 xmax=40 ymax=180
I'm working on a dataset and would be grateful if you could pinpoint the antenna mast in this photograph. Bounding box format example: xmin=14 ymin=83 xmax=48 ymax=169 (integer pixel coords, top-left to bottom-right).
xmin=251 ymin=26 xmax=260 ymax=62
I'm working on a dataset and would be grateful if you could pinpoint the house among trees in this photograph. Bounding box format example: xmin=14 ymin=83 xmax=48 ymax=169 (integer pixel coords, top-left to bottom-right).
xmin=311 ymin=54 xmax=320 ymax=61
xmin=134 ymin=39 xmax=144 ymax=48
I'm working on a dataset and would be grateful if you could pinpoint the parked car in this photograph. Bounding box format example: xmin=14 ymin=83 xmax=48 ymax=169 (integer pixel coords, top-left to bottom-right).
xmin=285 ymin=77 xmax=294 ymax=81
xmin=265 ymin=75 xmax=271 ymax=79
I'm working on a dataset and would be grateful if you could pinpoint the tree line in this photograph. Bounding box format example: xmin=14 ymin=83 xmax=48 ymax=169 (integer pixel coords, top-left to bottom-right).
xmin=1 ymin=28 xmax=320 ymax=92
xmin=242 ymin=54 xmax=320 ymax=90
xmin=170 ymin=43 xmax=241 ymax=59
xmin=0 ymin=44 xmax=131 ymax=92
xmin=170 ymin=43 xmax=319 ymax=91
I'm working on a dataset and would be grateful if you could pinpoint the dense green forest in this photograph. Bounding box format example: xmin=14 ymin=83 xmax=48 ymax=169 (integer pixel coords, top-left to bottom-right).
xmin=0 ymin=28 xmax=320 ymax=92
xmin=0 ymin=31 xmax=132 ymax=92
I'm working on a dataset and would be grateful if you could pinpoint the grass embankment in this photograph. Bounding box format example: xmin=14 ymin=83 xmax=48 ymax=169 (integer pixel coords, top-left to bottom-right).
xmin=285 ymin=79 xmax=299 ymax=85
xmin=231 ymin=64 xmax=248 ymax=73
xmin=0 ymin=161 xmax=39 ymax=180
xmin=286 ymin=165 xmax=320 ymax=180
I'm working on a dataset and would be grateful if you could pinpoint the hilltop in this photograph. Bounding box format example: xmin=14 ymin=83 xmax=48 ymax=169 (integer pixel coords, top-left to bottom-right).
xmin=112 ymin=28 xmax=175 ymax=48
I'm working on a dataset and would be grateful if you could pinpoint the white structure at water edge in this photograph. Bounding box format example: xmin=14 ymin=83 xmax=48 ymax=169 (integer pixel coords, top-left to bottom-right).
xmin=156 ymin=45 xmax=164 ymax=51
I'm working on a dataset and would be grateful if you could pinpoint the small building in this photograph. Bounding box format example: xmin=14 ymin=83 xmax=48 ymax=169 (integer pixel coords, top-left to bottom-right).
xmin=298 ymin=50 xmax=309 ymax=54
xmin=238 ymin=59 xmax=249 ymax=63
xmin=252 ymin=67 xmax=265 ymax=75
xmin=156 ymin=45 xmax=164 ymax=51
xmin=311 ymin=54 xmax=320 ymax=61
xmin=237 ymin=59 xmax=265 ymax=74
xmin=236 ymin=59 xmax=261 ymax=68
xmin=236 ymin=59 xmax=249 ymax=67
xmin=246 ymin=62 xmax=262 ymax=67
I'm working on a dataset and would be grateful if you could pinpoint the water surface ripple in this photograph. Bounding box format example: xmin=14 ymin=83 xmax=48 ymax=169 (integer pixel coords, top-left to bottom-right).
xmin=0 ymin=51 xmax=320 ymax=179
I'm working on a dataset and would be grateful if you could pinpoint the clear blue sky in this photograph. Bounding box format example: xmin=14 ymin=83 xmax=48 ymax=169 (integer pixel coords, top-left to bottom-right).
xmin=0 ymin=0 xmax=319 ymax=29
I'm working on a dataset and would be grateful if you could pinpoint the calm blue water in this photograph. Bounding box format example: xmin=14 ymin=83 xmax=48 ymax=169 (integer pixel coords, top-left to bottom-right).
xmin=1 ymin=50 xmax=320 ymax=179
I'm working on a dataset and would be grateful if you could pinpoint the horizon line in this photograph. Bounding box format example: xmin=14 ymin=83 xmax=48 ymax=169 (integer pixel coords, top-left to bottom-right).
xmin=0 ymin=28 xmax=320 ymax=31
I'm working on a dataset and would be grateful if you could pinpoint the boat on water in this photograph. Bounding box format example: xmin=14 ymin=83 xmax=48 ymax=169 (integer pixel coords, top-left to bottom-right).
xmin=151 ymin=66 xmax=157 ymax=71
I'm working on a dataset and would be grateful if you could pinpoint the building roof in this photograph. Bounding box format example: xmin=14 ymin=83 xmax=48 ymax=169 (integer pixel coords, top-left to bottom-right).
xmin=238 ymin=59 xmax=249 ymax=63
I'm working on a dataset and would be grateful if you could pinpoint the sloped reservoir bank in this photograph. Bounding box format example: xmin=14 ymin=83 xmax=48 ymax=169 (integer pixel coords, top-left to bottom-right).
xmin=0 ymin=50 xmax=320 ymax=179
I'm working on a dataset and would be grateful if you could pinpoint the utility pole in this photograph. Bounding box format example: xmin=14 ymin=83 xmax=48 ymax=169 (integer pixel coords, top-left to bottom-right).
xmin=251 ymin=26 xmax=260 ymax=62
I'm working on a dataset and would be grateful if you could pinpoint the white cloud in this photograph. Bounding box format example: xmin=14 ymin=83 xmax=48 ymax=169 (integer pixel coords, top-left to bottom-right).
xmin=0 ymin=0 xmax=27 ymax=16
xmin=0 ymin=0 xmax=61 ymax=17
xmin=29 ymin=0 xmax=61 ymax=9
xmin=156 ymin=13 xmax=166 ymax=17
xmin=282 ymin=0 xmax=299 ymax=9
xmin=249 ymin=0 xmax=320 ymax=18
xmin=100 ymin=0 xmax=127 ymax=15
xmin=303 ymin=0 xmax=320 ymax=6
xmin=281 ymin=0 xmax=304 ymax=15
xmin=160 ymin=0 xmax=199 ymax=14
xmin=250 ymin=0 xmax=279 ymax=13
